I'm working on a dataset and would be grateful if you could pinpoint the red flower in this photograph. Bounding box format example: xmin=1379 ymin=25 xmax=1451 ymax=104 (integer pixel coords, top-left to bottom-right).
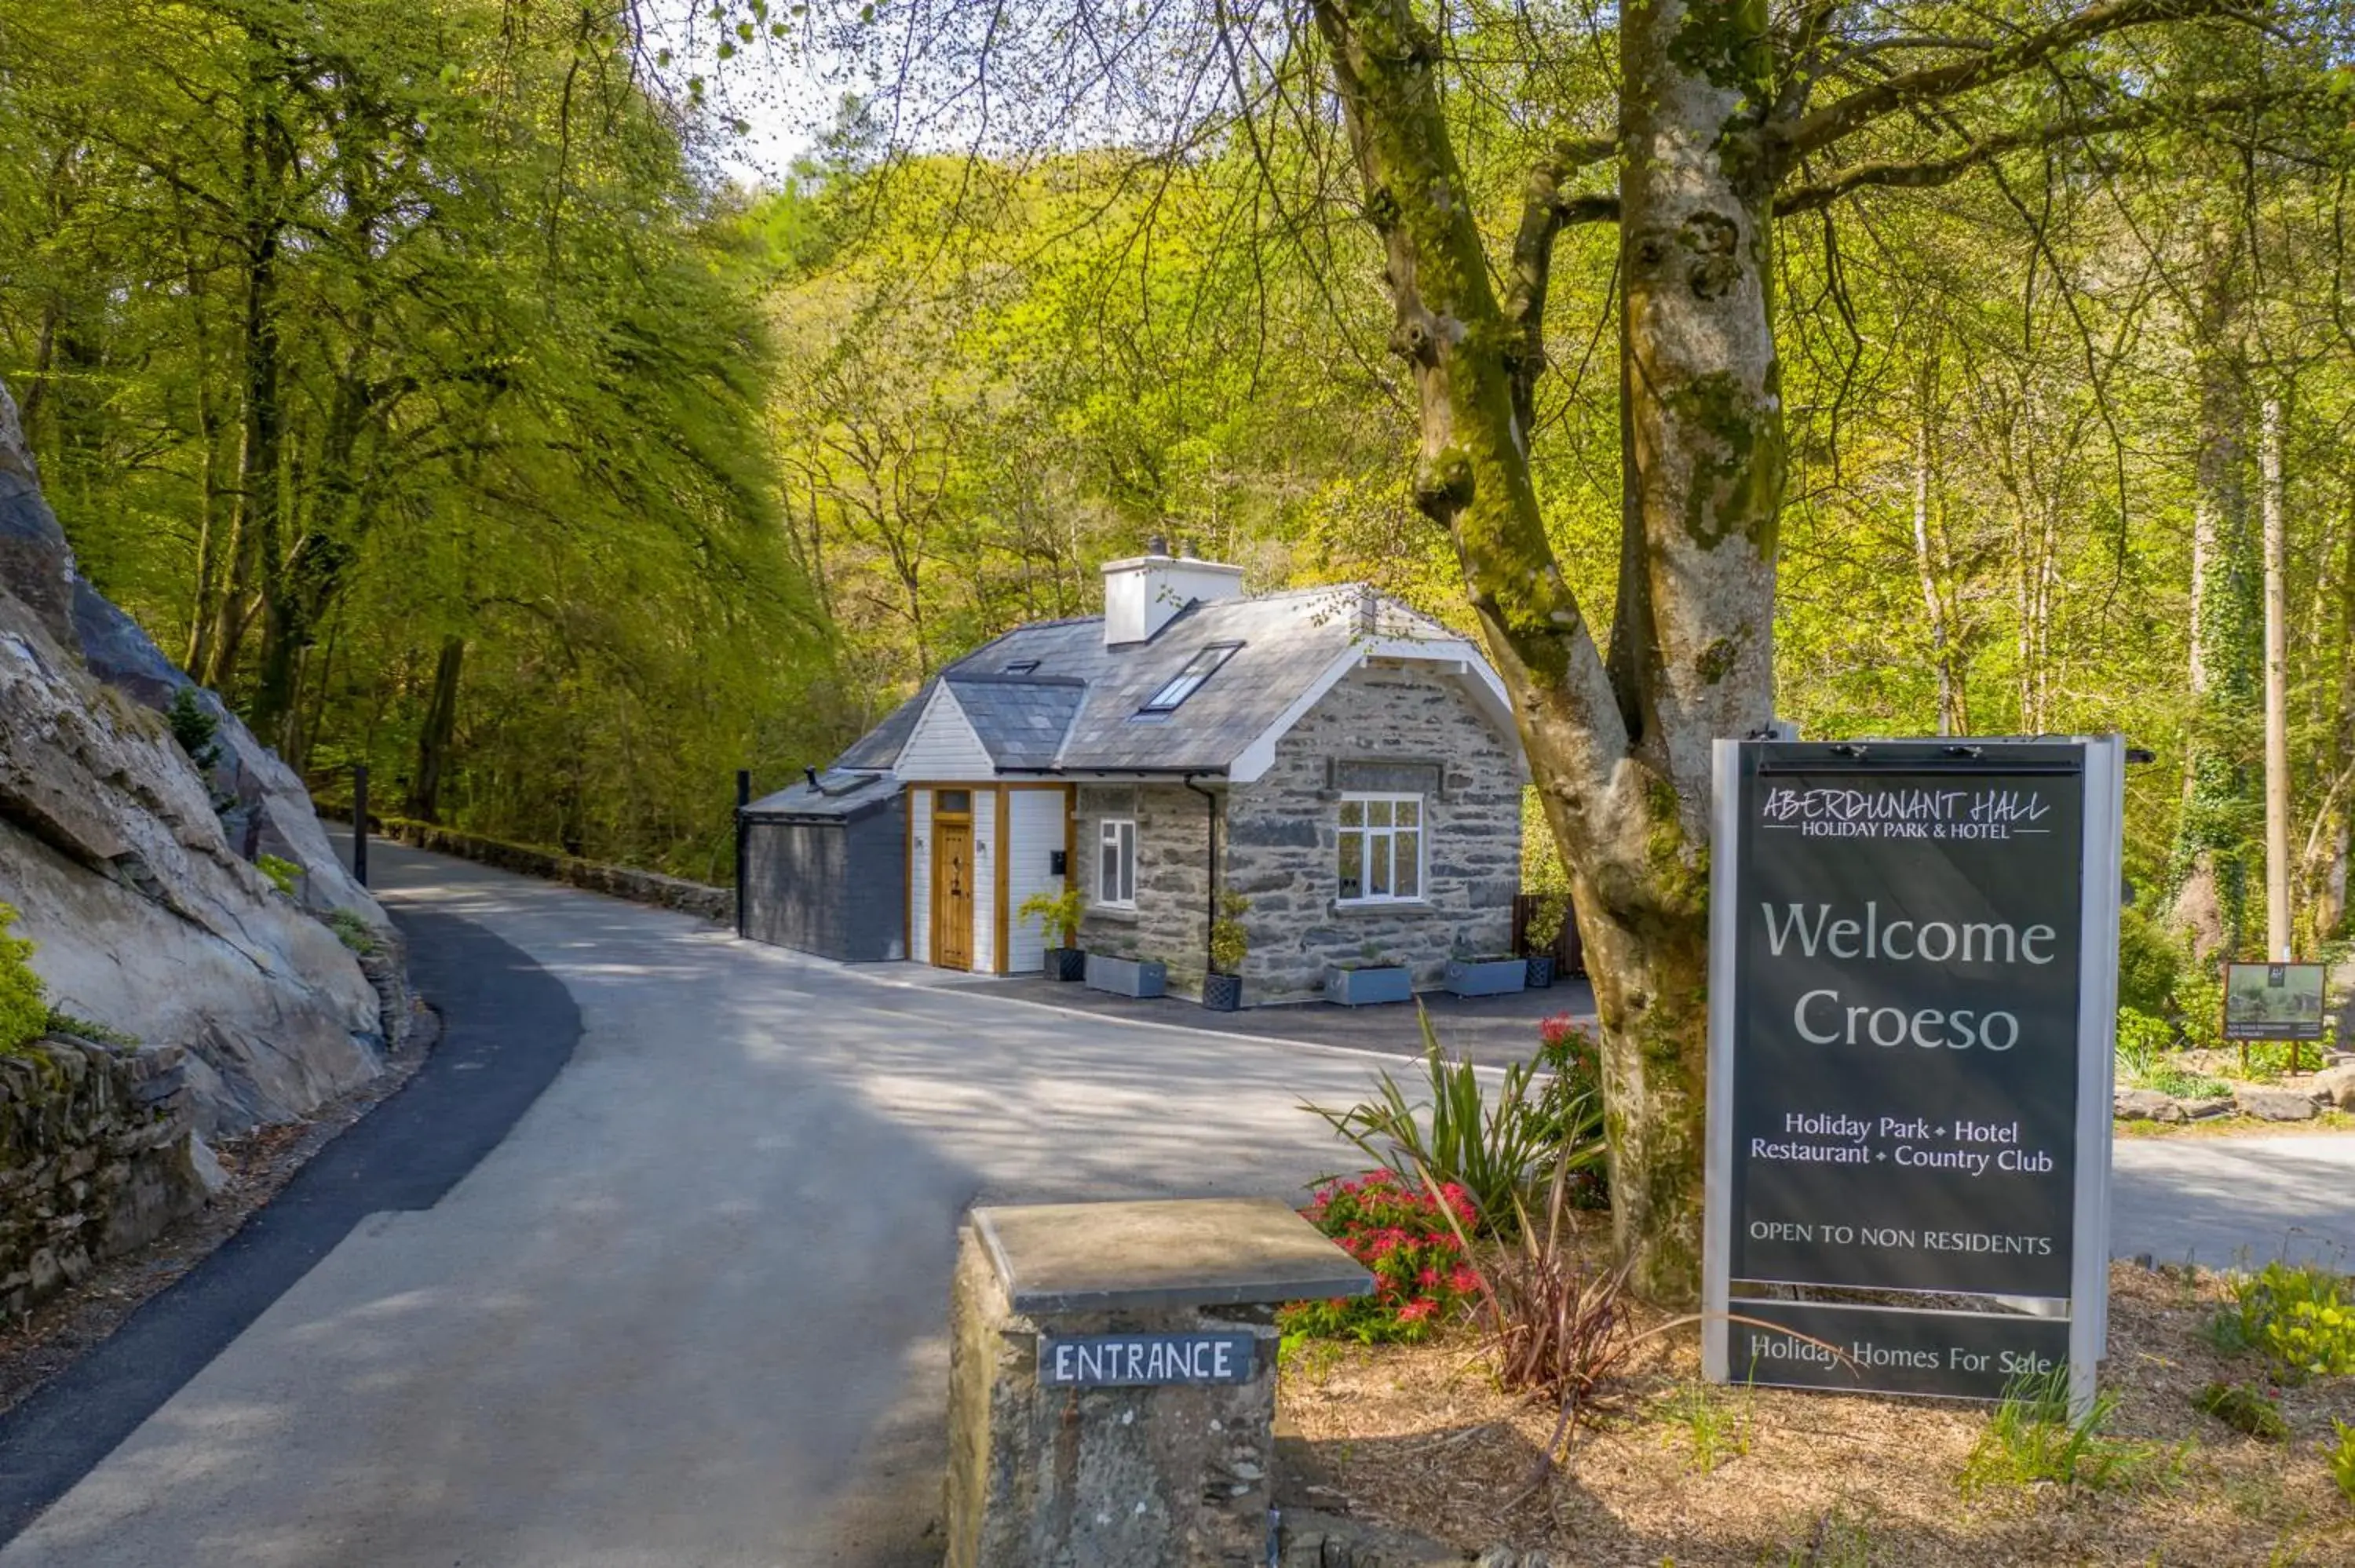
xmin=1396 ymin=1297 xmax=1439 ymax=1322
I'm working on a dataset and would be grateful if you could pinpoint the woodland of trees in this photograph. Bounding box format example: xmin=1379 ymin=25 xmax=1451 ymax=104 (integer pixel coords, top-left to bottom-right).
xmin=7 ymin=0 xmax=2355 ymax=1293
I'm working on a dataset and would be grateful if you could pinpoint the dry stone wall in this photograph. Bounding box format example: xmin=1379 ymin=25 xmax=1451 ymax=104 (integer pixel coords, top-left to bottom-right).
xmin=0 ymin=1034 xmax=216 ymax=1316
xmin=360 ymin=815 xmax=735 ymax=924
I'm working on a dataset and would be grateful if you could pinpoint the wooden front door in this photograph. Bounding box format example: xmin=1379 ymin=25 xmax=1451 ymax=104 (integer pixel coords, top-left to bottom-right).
xmin=933 ymin=817 xmax=974 ymax=970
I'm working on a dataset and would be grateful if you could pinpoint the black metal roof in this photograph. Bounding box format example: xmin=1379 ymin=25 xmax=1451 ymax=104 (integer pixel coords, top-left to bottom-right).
xmin=743 ymin=768 xmax=904 ymax=824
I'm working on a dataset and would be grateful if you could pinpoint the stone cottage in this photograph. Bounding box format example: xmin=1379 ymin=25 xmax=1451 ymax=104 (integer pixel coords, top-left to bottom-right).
xmin=742 ymin=545 xmax=1527 ymax=1001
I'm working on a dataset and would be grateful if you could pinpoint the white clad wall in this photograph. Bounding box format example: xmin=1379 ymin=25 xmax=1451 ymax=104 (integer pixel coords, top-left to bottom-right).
xmin=909 ymin=788 xmax=933 ymax=965
xmin=970 ymin=789 xmax=999 ymax=974
xmin=897 ymin=687 xmax=995 ymax=779
xmin=1003 ymin=788 xmax=1069 ymax=974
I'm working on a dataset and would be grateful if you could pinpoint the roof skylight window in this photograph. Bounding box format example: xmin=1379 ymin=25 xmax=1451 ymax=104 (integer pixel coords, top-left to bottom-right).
xmin=1002 ymin=658 xmax=1040 ymax=674
xmin=1139 ymin=643 xmax=1241 ymax=713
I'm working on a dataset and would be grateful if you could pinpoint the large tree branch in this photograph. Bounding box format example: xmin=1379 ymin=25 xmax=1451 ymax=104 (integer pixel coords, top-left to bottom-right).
xmin=1773 ymin=0 xmax=1856 ymax=115
xmin=1776 ymin=88 xmax=2306 ymax=212
xmin=1780 ymin=0 xmax=1851 ymax=73
xmin=1777 ymin=106 xmax=2156 ymax=212
xmin=1775 ymin=0 xmax=2246 ymax=159
xmin=1309 ymin=0 xmax=1630 ymax=804
xmin=1505 ymin=136 xmax=1619 ymax=435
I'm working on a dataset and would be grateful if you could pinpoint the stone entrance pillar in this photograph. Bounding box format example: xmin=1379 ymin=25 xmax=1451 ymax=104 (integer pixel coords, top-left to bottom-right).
xmin=945 ymin=1197 xmax=1372 ymax=1568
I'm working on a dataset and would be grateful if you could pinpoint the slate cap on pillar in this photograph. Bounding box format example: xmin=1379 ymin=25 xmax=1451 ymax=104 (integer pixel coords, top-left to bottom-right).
xmin=973 ymin=1197 xmax=1374 ymax=1314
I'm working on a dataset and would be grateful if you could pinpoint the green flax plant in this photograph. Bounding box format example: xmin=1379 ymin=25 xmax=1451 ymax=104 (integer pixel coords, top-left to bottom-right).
xmin=1302 ymin=1005 xmax=1601 ymax=1236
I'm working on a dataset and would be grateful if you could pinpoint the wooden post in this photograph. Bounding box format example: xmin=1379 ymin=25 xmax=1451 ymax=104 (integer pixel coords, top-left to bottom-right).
xmin=2262 ymin=395 xmax=2290 ymax=961
xmin=735 ymin=769 xmax=752 ymax=939
xmin=352 ymin=763 xmax=369 ymax=888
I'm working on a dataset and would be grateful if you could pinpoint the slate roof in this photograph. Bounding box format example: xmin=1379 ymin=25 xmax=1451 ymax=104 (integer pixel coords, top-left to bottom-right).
xmin=824 ymin=585 xmax=1475 ymax=778
xmin=942 ymin=675 xmax=1087 ymax=770
xmin=743 ymin=767 xmax=902 ymax=822
xmin=835 ymin=691 xmax=927 ymax=771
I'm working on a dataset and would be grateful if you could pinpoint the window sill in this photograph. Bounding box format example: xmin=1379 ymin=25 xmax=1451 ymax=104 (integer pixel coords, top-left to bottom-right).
xmin=1089 ymin=905 xmax=1141 ymax=924
xmin=1328 ymin=899 xmax=1437 ymax=917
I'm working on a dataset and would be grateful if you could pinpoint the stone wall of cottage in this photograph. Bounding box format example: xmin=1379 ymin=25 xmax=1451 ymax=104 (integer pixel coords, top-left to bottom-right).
xmin=1075 ymin=782 xmax=1216 ymax=997
xmin=1225 ymin=662 xmax=1522 ymax=1002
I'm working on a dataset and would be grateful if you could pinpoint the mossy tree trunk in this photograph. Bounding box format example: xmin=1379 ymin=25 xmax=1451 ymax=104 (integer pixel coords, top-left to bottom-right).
xmin=411 ymin=635 xmax=466 ymax=822
xmin=1313 ymin=0 xmax=1780 ymax=1302
xmin=203 ymin=32 xmax=293 ymax=694
xmin=2304 ymin=521 xmax=2355 ymax=943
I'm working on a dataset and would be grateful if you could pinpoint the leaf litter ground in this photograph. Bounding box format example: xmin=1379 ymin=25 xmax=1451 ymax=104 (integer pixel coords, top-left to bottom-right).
xmin=1279 ymin=1257 xmax=2355 ymax=1566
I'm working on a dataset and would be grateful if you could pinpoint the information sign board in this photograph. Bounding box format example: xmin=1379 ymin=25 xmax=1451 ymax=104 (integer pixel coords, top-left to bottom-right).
xmin=2221 ymin=961 xmax=2326 ymax=1042
xmin=1703 ymin=738 xmax=2121 ymax=1406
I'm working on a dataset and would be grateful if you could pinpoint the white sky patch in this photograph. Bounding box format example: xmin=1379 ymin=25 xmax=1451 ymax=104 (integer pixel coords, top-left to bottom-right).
xmin=642 ymin=0 xmax=1260 ymax=189
xmin=644 ymin=0 xmax=838 ymax=187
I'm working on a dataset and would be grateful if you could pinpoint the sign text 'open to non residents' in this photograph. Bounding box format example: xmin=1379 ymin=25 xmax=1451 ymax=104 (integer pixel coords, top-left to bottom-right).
xmin=1037 ymin=1332 xmax=1257 ymax=1388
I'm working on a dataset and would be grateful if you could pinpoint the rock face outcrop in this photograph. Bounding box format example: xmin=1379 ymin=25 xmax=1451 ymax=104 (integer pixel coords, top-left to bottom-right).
xmin=0 ymin=378 xmax=397 ymax=1133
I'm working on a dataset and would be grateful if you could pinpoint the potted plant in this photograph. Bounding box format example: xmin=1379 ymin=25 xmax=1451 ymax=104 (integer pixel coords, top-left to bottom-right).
xmin=1325 ymin=945 xmax=1411 ymax=1007
xmin=1085 ymin=943 xmax=1167 ymax=998
xmin=1445 ymin=944 xmax=1527 ymax=997
xmin=1203 ymin=890 xmax=1249 ymax=1012
xmin=1523 ymin=892 xmax=1568 ymax=989
xmin=1017 ymin=886 xmax=1087 ymax=980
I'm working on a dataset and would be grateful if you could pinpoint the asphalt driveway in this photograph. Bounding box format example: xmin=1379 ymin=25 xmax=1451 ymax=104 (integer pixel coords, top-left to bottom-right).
xmin=899 ymin=963 xmax=1595 ymax=1067
xmin=0 ymin=841 xmax=1411 ymax=1567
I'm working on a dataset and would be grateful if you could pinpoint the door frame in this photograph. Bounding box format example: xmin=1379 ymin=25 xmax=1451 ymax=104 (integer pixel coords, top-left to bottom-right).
xmin=930 ymin=789 xmax=976 ymax=971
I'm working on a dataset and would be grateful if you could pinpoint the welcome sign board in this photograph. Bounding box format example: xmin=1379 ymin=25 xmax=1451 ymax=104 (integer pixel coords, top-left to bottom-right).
xmin=1702 ymin=738 xmax=2121 ymax=1407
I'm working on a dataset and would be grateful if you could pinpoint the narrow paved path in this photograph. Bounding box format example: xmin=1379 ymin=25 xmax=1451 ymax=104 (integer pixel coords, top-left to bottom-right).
xmin=2111 ymin=1132 xmax=2355 ymax=1269
xmin=3 ymin=841 xmax=2350 ymax=1566
xmin=0 ymin=908 xmax=580 ymax=1544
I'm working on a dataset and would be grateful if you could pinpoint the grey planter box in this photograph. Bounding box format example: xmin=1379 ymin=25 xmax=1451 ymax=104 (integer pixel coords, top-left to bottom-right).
xmin=1325 ymin=964 xmax=1412 ymax=1007
xmin=1085 ymin=954 xmax=1167 ymax=999
xmin=1445 ymin=957 xmax=1527 ymax=997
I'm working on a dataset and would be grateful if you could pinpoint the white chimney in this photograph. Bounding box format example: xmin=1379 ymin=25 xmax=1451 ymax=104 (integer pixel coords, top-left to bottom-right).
xmin=1101 ymin=539 xmax=1244 ymax=646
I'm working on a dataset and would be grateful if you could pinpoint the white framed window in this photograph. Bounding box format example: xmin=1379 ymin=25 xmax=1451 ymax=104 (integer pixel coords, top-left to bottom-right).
xmin=1338 ymin=793 xmax=1423 ymax=903
xmin=1098 ymin=819 xmax=1137 ymax=907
